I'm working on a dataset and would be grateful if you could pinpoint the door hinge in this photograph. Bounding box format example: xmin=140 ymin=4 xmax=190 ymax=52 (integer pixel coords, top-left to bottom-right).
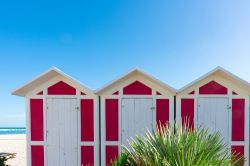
xmin=46 ymin=106 xmax=49 ymax=110
xmin=151 ymin=106 xmax=156 ymax=111
xmin=76 ymin=106 xmax=79 ymax=111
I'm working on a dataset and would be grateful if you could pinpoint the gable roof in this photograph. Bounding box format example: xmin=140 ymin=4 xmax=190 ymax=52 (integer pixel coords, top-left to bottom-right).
xmin=95 ymin=68 xmax=176 ymax=95
xmin=178 ymin=66 xmax=250 ymax=94
xmin=12 ymin=67 xmax=93 ymax=97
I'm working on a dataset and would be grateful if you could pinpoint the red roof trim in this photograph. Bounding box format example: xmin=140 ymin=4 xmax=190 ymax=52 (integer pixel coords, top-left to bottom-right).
xmin=199 ymin=81 xmax=227 ymax=95
xmin=48 ymin=81 xmax=76 ymax=95
xmin=112 ymin=91 xmax=119 ymax=95
xmin=123 ymin=81 xmax=152 ymax=95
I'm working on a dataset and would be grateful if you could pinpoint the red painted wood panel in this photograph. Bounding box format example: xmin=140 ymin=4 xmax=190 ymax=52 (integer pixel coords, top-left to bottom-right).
xmin=123 ymin=81 xmax=152 ymax=95
xmin=232 ymin=99 xmax=245 ymax=141
xmin=30 ymin=99 xmax=44 ymax=141
xmin=181 ymin=99 xmax=194 ymax=129
xmin=81 ymin=146 xmax=94 ymax=166
xmin=156 ymin=99 xmax=169 ymax=127
xmin=188 ymin=90 xmax=194 ymax=95
xmin=47 ymin=81 xmax=76 ymax=95
xmin=81 ymin=99 xmax=94 ymax=141
xmin=156 ymin=91 xmax=162 ymax=95
xmin=199 ymin=81 xmax=227 ymax=94
xmin=106 ymin=146 xmax=118 ymax=166
xmin=106 ymin=99 xmax=118 ymax=141
xmin=232 ymin=91 xmax=238 ymax=95
xmin=113 ymin=91 xmax=119 ymax=95
xmin=231 ymin=146 xmax=244 ymax=166
xmin=80 ymin=91 xmax=86 ymax=95
xmin=37 ymin=91 xmax=43 ymax=95
xmin=31 ymin=146 xmax=44 ymax=166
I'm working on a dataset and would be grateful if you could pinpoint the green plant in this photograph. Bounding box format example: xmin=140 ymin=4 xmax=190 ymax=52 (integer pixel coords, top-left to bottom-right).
xmin=112 ymin=153 xmax=129 ymax=166
xmin=0 ymin=153 xmax=15 ymax=166
xmin=0 ymin=156 xmax=8 ymax=166
xmin=113 ymin=124 xmax=244 ymax=166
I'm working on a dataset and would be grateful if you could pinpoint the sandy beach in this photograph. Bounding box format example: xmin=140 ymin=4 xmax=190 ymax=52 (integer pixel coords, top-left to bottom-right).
xmin=0 ymin=134 xmax=26 ymax=166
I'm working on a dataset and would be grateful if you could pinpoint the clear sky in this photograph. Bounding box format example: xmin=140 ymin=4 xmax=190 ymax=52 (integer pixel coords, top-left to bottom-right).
xmin=0 ymin=0 xmax=250 ymax=127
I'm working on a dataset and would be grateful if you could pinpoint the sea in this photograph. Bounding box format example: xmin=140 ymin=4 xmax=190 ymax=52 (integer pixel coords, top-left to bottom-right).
xmin=0 ymin=127 xmax=26 ymax=135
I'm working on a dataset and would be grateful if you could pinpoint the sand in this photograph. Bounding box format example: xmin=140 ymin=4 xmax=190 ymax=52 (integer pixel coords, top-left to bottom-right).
xmin=0 ymin=134 xmax=26 ymax=166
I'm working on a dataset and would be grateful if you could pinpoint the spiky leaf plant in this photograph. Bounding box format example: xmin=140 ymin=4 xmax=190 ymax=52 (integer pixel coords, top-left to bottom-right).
xmin=113 ymin=124 xmax=244 ymax=166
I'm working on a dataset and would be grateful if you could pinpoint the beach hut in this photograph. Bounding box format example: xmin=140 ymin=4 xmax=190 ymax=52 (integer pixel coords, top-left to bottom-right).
xmin=12 ymin=68 xmax=99 ymax=166
xmin=96 ymin=69 xmax=176 ymax=165
xmin=176 ymin=67 xmax=250 ymax=165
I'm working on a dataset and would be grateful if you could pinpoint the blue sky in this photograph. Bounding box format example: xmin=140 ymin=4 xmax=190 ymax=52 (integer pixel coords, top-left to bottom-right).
xmin=0 ymin=0 xmax=250 ymax=127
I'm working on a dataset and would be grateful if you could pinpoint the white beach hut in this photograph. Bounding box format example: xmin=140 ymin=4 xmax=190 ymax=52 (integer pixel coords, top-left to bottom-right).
xmin=176 ymin=67 xmax=250 ymax=166
xmin=12 ymin=68 xmax=99 ymax=166
xmin=95 ymin=69 xmax=176 ymax=165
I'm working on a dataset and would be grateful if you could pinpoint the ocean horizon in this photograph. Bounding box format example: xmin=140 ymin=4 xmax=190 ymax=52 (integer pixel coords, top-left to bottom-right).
xmin=0 ymin=127 xmax=26 ymax=135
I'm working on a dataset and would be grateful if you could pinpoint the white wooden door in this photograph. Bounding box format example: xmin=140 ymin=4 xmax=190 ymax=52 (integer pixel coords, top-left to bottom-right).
xmin=46 ymin=98 xmax=78 ymax=166
xmin=197 ymin=98 xmax=229 ymax=143
xmin=121 ymin=98 xmax=154 ymax=147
